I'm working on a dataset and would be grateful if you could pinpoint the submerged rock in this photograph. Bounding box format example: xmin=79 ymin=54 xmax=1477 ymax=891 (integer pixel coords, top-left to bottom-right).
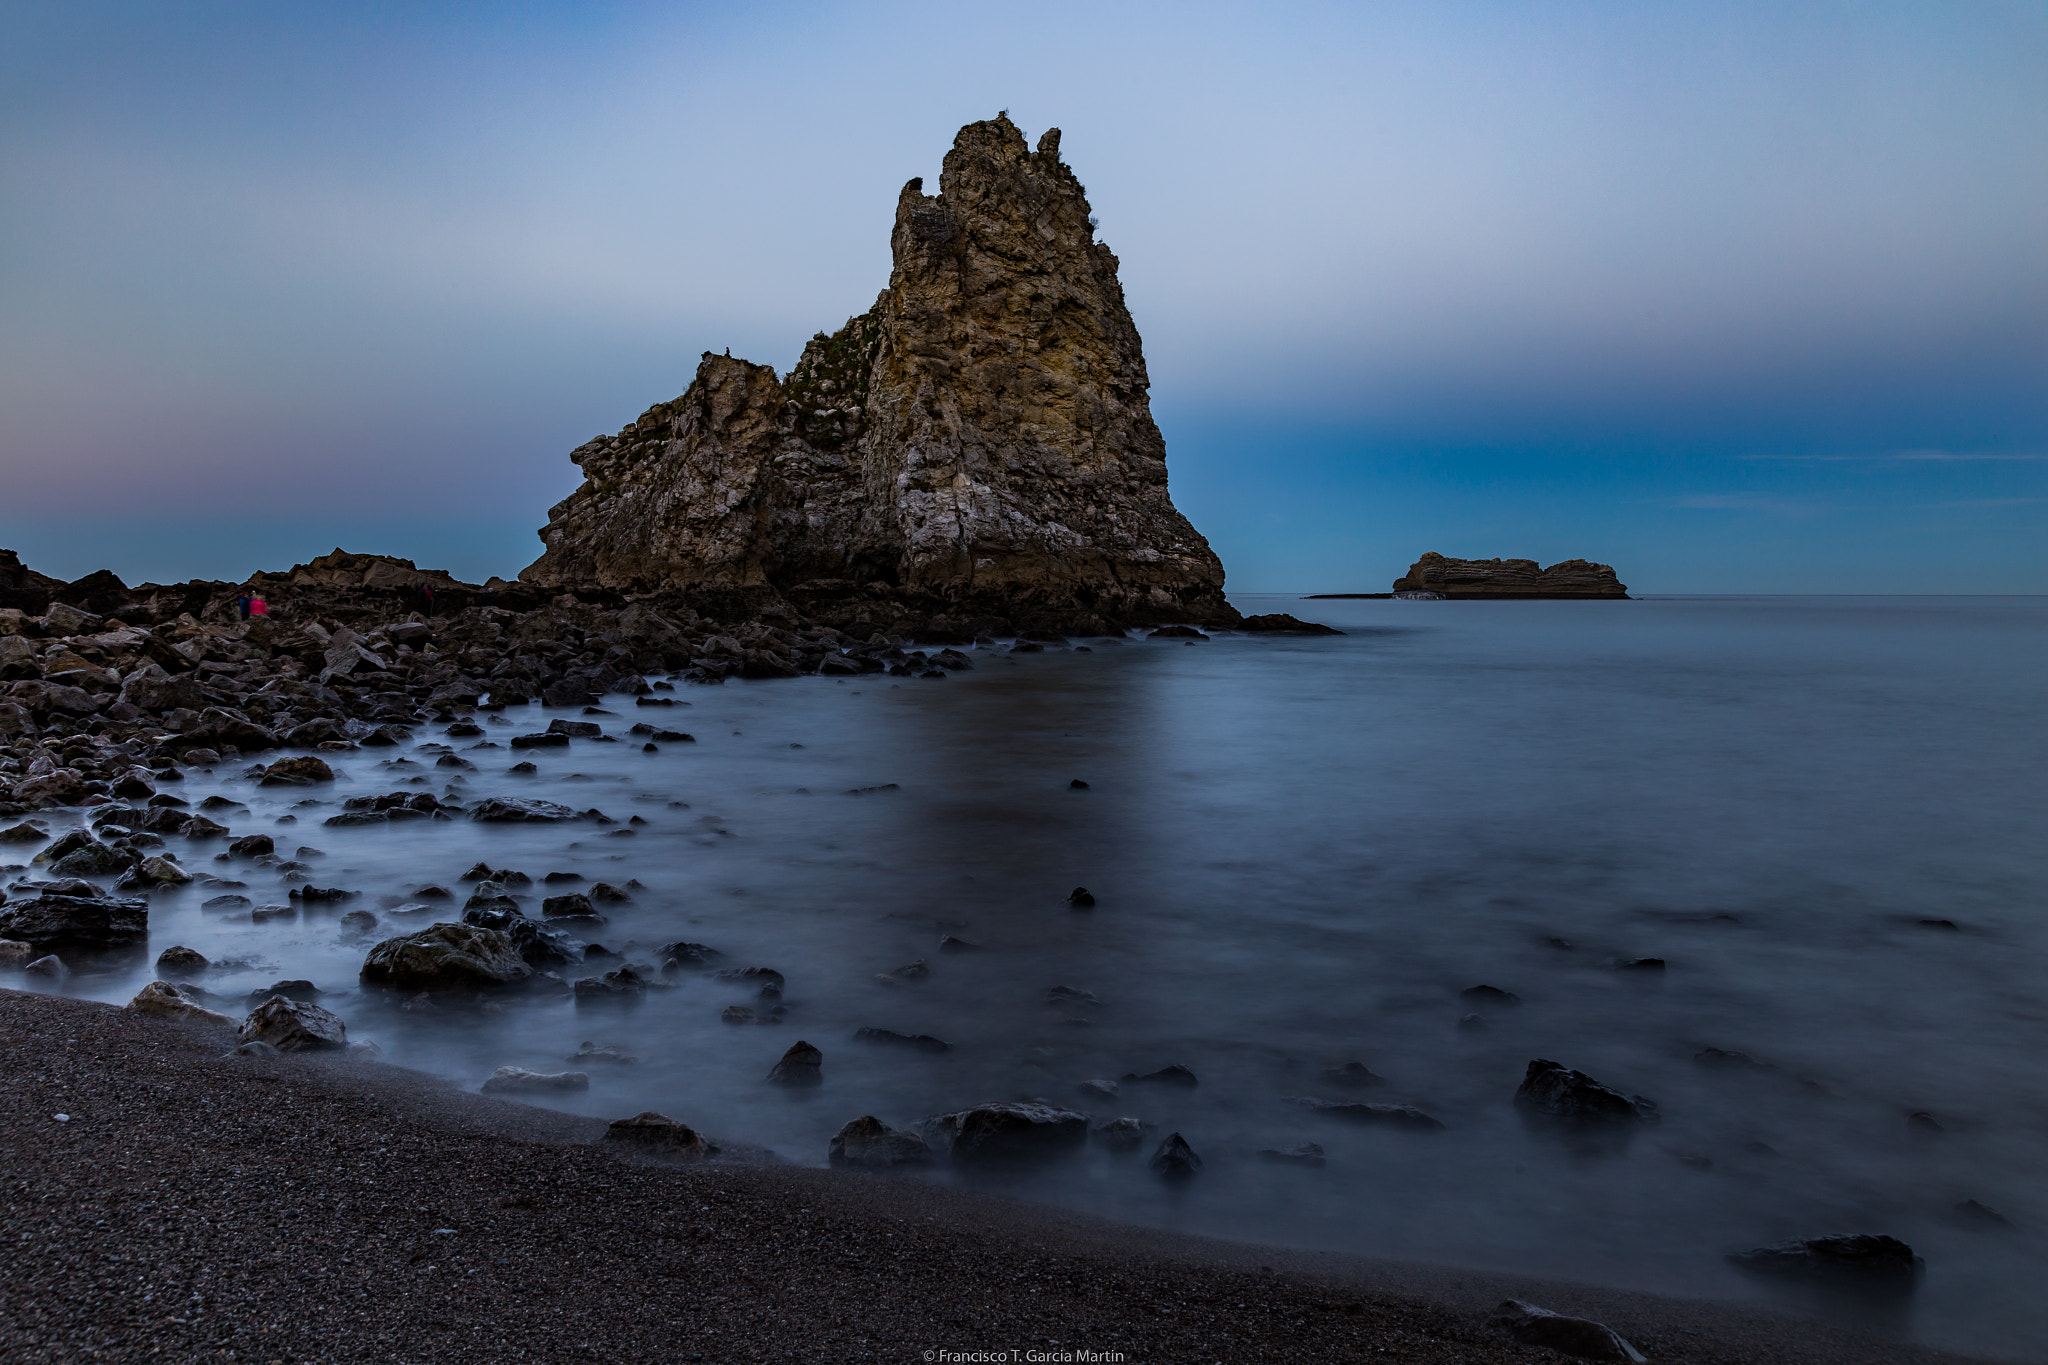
xmin=481 ymin=1067 xmax=590 ymax=1095
xmin=1292 ymin=1097 xmax=1446 ymax=1130
xmin=854 ymin=1027 xmax=951 ymax=1053
xmin=1122 ymin=1064 xmax=1199 ymax=1088
xmin=1728 ymin=1235 xmax=1924 ymax=1290
xmin=1257 ymin=1143 xmax=1327 ymax=1167
xmin=1150 ymin=1132 xmax=1202 ymax=1178
xmin=1515 ymin=1059 xmax=1657 ymax=1124
xmin=767 ymin=1040 xmax=824 ymax=1086
xmin=924 ymin=1101 xmax=1089 ymax=1162
xmin=829 ymin=1115 xmax=933 ymax=1168
xmin=360 ymin=922 xmax=532 ymax=992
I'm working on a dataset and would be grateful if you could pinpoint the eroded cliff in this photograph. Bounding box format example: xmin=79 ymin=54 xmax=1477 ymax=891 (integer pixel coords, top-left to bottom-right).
xmin=522 ymin=116 xmax=1234 ymax=632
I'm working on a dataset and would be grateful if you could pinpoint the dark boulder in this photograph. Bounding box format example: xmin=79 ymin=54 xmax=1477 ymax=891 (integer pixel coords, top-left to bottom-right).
xmin=1150 ymin=1132 xmax=1202 ymax=1178
xmin=1122 ymin=1064 xmax=1198 ymax=1088
xmin=238 ymin=997 xmax=347 ymax=1052
xmin=855 ymin=1027 xmax=951 ymax=1053
xmin=924 ymin=1101 xmax=1089 ymax=1162
xmin=1238 ymin=613 xmax=1342 ymax=635
xmin=829 ymin=1115 xmax=933 ymax=1168
xmin=468 ymin=797 xmax=578 ymax=823
xmin=1515 ymin=1059 xmax=1656 ymax=1124
xmin=0 ymin=894 xmax=148 ymax=952
xmin=360 ymin=922 xmax=532 ymax=991
xmin=1728 ymin=1235 xmax=1923 ymax=1290
xmin=1292 ymin=1097 xmax=1446 ymax=1130
xmin=573 ymin=965 xmax=651 ymax=1003
xmin=1258 ymin=1143 xmax=1327 ymax=1166
xmin=767 ymin=1040 xmax=823 ymax=1086
xmin=601 ymin=1111 xmax=714 ymax=1160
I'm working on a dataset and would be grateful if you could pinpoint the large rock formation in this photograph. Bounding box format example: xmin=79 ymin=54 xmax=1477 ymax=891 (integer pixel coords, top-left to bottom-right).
xmin=1393 ymin=553 xmax=1627 ymax=599
xmin=522 ymin=116 xmax=1235 ymax=632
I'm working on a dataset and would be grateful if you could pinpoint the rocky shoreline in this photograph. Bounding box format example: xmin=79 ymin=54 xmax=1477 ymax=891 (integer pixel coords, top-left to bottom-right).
xmin=0 ymin=989 xmax=1986 ymax=1364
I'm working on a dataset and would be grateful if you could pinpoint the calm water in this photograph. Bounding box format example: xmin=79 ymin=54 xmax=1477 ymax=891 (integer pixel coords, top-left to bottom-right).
xmin=17 ymin=595 xmax=2048 ymax=1359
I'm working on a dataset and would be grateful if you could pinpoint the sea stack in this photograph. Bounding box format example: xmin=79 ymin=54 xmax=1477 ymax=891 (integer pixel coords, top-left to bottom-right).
xmin=521 ymin=115 xmax=1235 ymax=635
xmin=1393 ymin=553 xmax=1628 ymax=599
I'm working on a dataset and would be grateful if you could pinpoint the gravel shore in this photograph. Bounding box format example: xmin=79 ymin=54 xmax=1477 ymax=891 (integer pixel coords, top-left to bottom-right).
xmin=0 ymin=989 xmax=1984 ymax=1365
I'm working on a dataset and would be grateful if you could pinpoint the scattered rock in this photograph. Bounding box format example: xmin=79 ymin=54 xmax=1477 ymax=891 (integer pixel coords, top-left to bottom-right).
xmin=1257 ymin=1143 xmax=1327 ymax=1167
xmin=481 ymin=1067 xmax=591 ymax=1095
xmin=1727 ymin=1235 xmax=1923 ymax=1290
xmin=1065 ymin=886 xmax=1095 ymax=907
xmin=829 ymin=1116 xmax=933 ymax=1168
xmin=1460 ymin=984 xmax=1520 ymax=1005
xmin=238 ymin=996 xmax=348 ymax=1052
xmin=1292 ymin=1098 xmax=1446 ymax=1130
xmin=767 ymin=1040 xmax=824 ymax=1086
xmin=1491 ymin=1300 xmax=1648 ymax=1362
xmin=339 ymin=909 xmax=378 ymax=934
xmin=24 ymin=954 xmax=68 ymax=980
xmin=468 ymin=797 xmax=578 ymax=822
xmin=155 ymin=944 xmax=208 ymax=975
xmin=127 ymin=981 xmax=234 ymax=1027
xmin=1090 ymin=1117 xmax=1149 ymax=1151
xmin=1150 ymin=1132 xmax=1201 ymax=1178
xmin=256 ymin=755 xmax=335 ymax=786
xmin=1122 ymin=1064 xmax=1198 ymax=1088
xmin=360 ymin=922 xmax=533 ymax=991
xmin=601 ymin=1111 xmax=714 ymax=1160
xmin=228 ymin=834 xmax=275 ymax=858
xmin=1075 ymin=1078 xmax=1120 ymax=1101
xmin=0 ymin=940 xmax=32 ymax=966
xmin=1238 ymin=613 xmax=1343 ymax=635
xmin=1515 ymin=1059 xmax=1657 ymax=1124
xmin=925 ymin=1101 xmax=1090 ymax=1162
xmin=855 ymin=1027 xmax=951 ymax=1053
xmin=573 ymin=965 xmax=651 ymax=1003
xmin=1319 ymin=1061 xmax=1384 ymax=1088
xmin=568 ymin=1041 xmax=638 ymax=1066
xmin=0 ymin=894 xmax=149 ymax=952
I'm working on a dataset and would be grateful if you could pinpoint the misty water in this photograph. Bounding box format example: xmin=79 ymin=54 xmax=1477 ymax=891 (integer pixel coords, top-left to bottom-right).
xmin=16 ymin=594 xmax=2047 ymax=1359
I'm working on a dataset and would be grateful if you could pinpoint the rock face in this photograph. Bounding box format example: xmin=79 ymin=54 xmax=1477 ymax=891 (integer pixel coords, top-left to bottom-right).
xmin=1393 ymin=553 xmax=1627 ymax=599
xmin=521 ymin=116 xmax=1235 ymax=633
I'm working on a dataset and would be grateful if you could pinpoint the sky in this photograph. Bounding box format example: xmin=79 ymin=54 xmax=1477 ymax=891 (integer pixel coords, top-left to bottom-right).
xmin=2 ymin=1 xmax=2043 ymax=593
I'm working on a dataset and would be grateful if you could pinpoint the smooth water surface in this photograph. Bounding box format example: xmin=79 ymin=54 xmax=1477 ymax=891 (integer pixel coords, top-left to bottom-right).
xmin=17 ymin=595 xmax=2047 ymax=1359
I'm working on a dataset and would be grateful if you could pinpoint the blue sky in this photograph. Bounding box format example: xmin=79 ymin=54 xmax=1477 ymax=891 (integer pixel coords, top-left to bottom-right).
xmin=2 ymin=1 xmax=2043 ymax=592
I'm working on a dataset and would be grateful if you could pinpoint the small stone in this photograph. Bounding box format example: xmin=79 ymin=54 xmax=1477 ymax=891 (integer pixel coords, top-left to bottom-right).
xmin=1150 ymin=1132 xmax=1202 ymax=1177
xmin=1065 ymin=886 xmax=1095 ymax=907
xmin=155 ymin=944 xmax=209 ymax=975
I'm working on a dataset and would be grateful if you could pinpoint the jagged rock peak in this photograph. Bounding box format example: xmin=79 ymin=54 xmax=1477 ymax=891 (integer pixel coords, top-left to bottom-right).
xmin=522 ymin=115 xmax=1235 ymax=631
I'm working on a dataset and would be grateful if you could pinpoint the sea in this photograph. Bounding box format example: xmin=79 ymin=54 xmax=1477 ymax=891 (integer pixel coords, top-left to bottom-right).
xmin=16 ymin=593 xmax=2047 ymax=1360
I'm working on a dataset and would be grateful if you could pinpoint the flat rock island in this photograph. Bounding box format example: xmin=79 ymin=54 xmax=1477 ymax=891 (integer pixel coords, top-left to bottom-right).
xmin=1392 ymin=552 xmax=1629 ymax=599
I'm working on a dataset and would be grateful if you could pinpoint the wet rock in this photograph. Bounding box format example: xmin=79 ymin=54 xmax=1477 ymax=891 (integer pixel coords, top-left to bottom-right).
xmin=541 ymin=892 xmax=596 ymax=919
xmin=650 ymin=729 xmax=694 ymax=743
xmin=767 ymin=1040 xmax=823 ymax=1086
xmin=1065 ymin=886 xmax=1095 ymax=907
xmin=233 ymin=1040 xmax=280 ymax=1057
xmin=1953 ymin=1200 xmax=2015 ymax=1230
xmin=1238 ymin=613 xmax=1343 ymax=635
xmin=339 ymin=909 xmax=378 ymax=934
xmin=1616 ymin=957 xmax=1666 ymax=972
xmin=888 ymin=958 xmax=930 ymax=980
xmin=1907 ymin=1110 xmax=1945 ymax=1133
xmin=239 ymin=996 xmax=348 ymax=1052
xmin=1090 ymin=1117 xmax=1149 ymax=1151
xmin=854 ymin=1027 xmax=951 ymax=1053
xmin=182 ymin=815 xmax=229 ymax=838
xmin=155 ymin=944 xmax=209 ymax=975
xmin=256 ymin=755 xmax=334 ymax=786
xmin=1320 ymin=1061 xmax=1384 ymax=1088
xmin=1728 ymin=1235 xmax=1923 ymax=1290
xmin=1460 ymin=984 xmax=1520 ymax=1005
xmin=50 ymin=841 xmax=129 ymax=878
xmin=830 ymin=1115 xmax=933 ymax=1168
xmin=0 ymin=940 xmax=32 ymax=966
xmin=289 ymin=885 xmax=354 ymax=903
xmin=1292 ymin=1098 xmax=1446 ymax=1130
xmin=35 ymin=829 xmax=97 ymax=863
xmin=588 ymin=881 xmax=632 ymax=903
xmin=1150 ymin=1132 xmax=1202 ymax=1177
xmin=1068 ymin=779 xmax=1089 ymax=790
xmin=938 ymin=934 xmax=981 ymax=951
xmin=569 ymin=1041 xmax=638 ymax=1066
xmin=24 ymin=954 xmax=68 ymax=980
xmin=360 ymin=922 xmax=532 ymax=991
xmin=0 ymin=893 xmax=148 ymax=952
xmin=468 ymin=797 xmax=578 ymax=823
xmin=1258 ymin=1143 xmax=1327 ymax=1167
xmin=1694 ymin=1047 xmax=1770 ymax=1071
xmin=481 ymin=1067 xmax=591 ymax=1095
xmin=0 ymin=820 xmax=50 ymax=844
xmin=1515 ymin=1059 xmax=1657 ymax=1124
xmin=545 ymin=719 xmax=602 ymax=738
xmin=601 ymin=1111 xmax=713 ymax=1160
xmin=509 ymin=732 xmax=571 ymax=750
xmin=248 ymin=979 xmax=321 ymax=1003
xmin=656 ymin=940 xmax=722 ymax=971
xmin=1076 ymin=1078 xmax=1119 ymax=1101
xmin=715 ymin=965 xmax=785 ymax=998
xmin=721 ymin=1005 xmax=757 ymax=1024
xmin=1046 ymin=985 xmax=1099 ymax=1007
xmin=925 ymin=1101 xmax=1090 ymax=1162
xmin=573 ymin=965 xmax=651 ymax=1003
xmin=228 ymin=834 xmax=275 ymax=858
xmin=130 ymin=855 xmax=192 ymax=886
xmin=1491 ymin=1300 xmax=1647 ymax=1362
xmin=1122 ymin=1064 xmax=1198 ymax=1088
xmin=127 ymin=981 xmax=234 ymax=1027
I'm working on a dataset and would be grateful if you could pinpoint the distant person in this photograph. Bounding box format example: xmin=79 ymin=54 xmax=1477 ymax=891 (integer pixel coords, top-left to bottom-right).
xmin=235 ymin=593 xmax=251 ymax=619
xmin=421 ymin=583 xmax=436 ymax=617
xmin=248 ymin=596 xmax=269 ymax=618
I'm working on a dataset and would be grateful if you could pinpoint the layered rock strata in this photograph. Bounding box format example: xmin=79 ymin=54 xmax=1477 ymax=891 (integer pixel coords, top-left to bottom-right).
xmin=521 ymin=116 xmax=1235 ymax=633
xmin=1393 ymin=553 xmax=1627 ymax=599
